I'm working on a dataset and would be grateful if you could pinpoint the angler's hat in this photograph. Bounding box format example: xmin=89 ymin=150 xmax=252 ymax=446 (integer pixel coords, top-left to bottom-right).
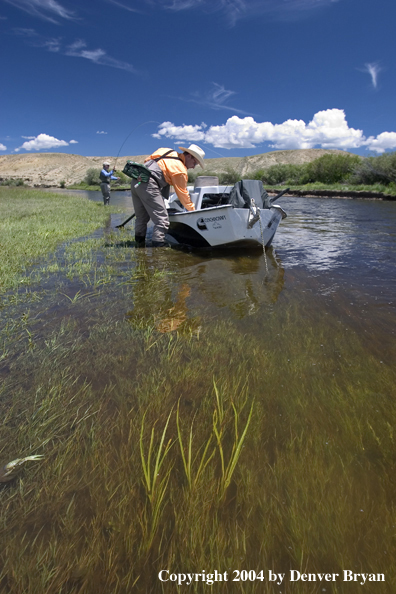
xmin=178 ymin=144 xmax=205 ymax=168
xmin=103 ymin=160 xmax=110 ymax=166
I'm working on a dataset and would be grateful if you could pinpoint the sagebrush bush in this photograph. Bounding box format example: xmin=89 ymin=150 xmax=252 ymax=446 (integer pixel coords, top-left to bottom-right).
xmin=259 ymin=163 xmax=307 ymax=186
xmin=84 ymin=168 xmax=101 ymax=186
xmin=218 ymin=167 xmax=240 ymax=185
xmin=185 ymin=151 xmax=396 ymax=189
xmin=305 ymin=153 xmax=361 ymax=184
xmin=350 ymin=152 xmax=396 ymax=185
xmin=0 ymin=178 xmax=25 ymax=187
xmin=114 ymin=170 xmax=129 ymax=185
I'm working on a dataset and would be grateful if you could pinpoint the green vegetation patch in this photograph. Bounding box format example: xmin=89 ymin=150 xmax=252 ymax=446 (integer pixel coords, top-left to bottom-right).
xmin=189 ymin=151 xmax=396 ymax=196
xmin=0 ymin=187 xmax=119 ymax=293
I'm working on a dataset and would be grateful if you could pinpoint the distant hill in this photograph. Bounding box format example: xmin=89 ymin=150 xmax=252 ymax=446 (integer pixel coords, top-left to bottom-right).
xmin=0 ymin=149 xmax=351 ymax=187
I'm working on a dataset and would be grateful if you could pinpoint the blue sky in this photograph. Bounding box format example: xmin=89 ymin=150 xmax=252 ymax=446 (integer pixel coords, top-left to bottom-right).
xmin=1 ymin=0 xmax=395 ymax=158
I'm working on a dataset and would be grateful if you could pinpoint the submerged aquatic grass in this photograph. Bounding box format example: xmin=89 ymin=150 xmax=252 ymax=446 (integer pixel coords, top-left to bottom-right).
xmin=1 ymin=289 xmax=395 ymax=592
xmin=0 ymin=199 xmax=395 ymax=592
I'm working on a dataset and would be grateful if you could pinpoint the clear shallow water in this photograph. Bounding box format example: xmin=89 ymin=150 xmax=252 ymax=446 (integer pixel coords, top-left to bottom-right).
xmin=88 ymin=191 xmax=396 ymax=353
xmin=276 ymin=196 xmax=396 ymax=283
xmin=50 ymin=188 xmax=134 ymax=210
xmin=54 ymin=188 xmax=396 ymax=300
xmin=274 ymin=196 xmax=396 ymax=362
xmin=18 ymin=190 xmax=396 ymax=356
xmin=1 ymin=193 xmax=396 ymax=593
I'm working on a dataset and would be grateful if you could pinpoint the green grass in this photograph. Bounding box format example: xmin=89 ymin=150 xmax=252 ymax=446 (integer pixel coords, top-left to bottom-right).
xmin=0 ymin=187 xmax=120 ymax=293
xmin=0 ymin=195 xmax=395 ymax=592
xmin=274 ymin=181 xmax=396 ymax=195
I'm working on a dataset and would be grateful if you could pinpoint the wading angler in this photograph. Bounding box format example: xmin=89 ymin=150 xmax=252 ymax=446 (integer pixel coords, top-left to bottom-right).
xmin=100 ymin=161 xmax=120 ymax=205
xmin=128 ymin=144 xmax=205 ymax=247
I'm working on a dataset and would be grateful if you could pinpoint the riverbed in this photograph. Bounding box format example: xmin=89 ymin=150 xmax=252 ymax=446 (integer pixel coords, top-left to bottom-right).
xmin=1 ymin=191 xmax=395 ymax=593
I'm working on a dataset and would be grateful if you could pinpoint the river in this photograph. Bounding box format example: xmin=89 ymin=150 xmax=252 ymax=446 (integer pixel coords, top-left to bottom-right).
xmin=2 ymin=188 xmax=395 ymax=592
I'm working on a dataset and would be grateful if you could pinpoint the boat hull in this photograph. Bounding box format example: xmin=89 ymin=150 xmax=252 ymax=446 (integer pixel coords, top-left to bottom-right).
xmin=166 ymin=205 xmax=284 ymax=249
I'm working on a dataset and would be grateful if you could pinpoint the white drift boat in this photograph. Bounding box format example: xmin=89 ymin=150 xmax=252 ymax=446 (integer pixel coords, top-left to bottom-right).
xmin=165 ymin=177 xmax=288 ymax=249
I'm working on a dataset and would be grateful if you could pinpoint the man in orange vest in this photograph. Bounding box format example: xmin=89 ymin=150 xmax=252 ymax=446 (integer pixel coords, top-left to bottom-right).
xmin=132 ymin=144 xmax=205 ymax=247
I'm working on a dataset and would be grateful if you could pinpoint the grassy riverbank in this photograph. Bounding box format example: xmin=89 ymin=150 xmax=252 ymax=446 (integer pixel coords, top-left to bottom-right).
xmin=68 ymin=180 xmax=396 ymax=196
xmin=0 ymin=187 xmax=120 ymax=294
xmin=0 ymin=191 xmax=395 ymax=593
xmin=270 ymin=181 xmax=396 ymax=196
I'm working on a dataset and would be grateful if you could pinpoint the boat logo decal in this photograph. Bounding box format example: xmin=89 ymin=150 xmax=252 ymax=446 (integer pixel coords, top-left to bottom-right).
xmin=197 ymin=218 xmax=208 ymax=230
xmin=197 ymin=214 xmax=226 ymax=231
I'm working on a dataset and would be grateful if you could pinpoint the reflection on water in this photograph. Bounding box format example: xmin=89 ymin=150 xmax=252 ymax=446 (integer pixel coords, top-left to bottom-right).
xmin=1 ymin=193 xmax=396 ymax=593
xmin=121 ymin=245 xmax=285 ymax=329
xmin=92 ymin=192 xmax=396 ymax=336
xmin=54 ymin=189 xmax=396 ymax=298
xmin=126 ymin=278 xmax=201 ymax=335
xmin=183 ymin=248 xmax=285 ymax=318
xmin=49 ymin=187 xmax=134 ymax=210
xmin=275 ymin=196 xmax=396 ymax=281
xmin=54 ymin=190 xmax=396 ymax=323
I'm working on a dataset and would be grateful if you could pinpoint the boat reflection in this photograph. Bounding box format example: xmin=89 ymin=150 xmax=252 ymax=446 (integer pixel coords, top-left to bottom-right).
xmin=125 ymin=247 xmax=285 ymax=331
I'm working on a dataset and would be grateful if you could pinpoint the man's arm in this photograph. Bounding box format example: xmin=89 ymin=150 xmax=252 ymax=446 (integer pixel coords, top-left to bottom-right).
xmin=101 ymin=168 xmax=114 ymax=178
xmin=171 ymin=173 xmax=195 ymax=211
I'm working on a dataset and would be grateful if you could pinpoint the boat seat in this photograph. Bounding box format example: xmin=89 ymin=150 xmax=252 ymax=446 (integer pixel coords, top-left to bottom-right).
xmin=201 ymin=193 xmax=230 ymax=209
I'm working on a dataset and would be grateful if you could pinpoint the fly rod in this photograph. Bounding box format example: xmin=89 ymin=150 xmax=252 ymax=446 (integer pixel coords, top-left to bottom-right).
xmin=113 ymin=120 xmax=160 ymax=229
xmin=113 ymin=120 xmax=160 ymax=170
xmin=113 ymin=121 xmax=160 ymax=229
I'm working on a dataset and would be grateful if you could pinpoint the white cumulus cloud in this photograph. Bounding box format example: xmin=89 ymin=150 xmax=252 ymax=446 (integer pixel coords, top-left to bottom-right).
xmin=0 ymin=143 xmax=7 ymax=151
xmin=69 ymin=139 xmax=78 ymax=143
xmin=152 ymin=122 xmax=206 ymax=142
xmin=18 ymin=133 xmax=69 ymax=151
xmin=97 ymin=131 xmax=108 ymax=135
xmin=153 ymin=109 xmax=396 ymax=152
xmin=366 ymin=132 xmax=396 ymax=154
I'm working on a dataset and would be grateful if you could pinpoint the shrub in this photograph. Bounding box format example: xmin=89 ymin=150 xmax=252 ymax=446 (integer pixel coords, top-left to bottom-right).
xmin=187 ymin=170 xmax=199 ymax=184
xmin=113 ymin=171 xmax=129 ymax=186
xmin=350 ymin=152 xmax=396 ymax=185
xmin=60 ymin=180 xmax=66 ymax=188
xmin=259 ymin=163 xmax=307 ymax=186
xmin=218 ymin=167 xmax=240 ymax=185
xmin=84 ymin=168 xmax=101 ymax=186
xmin=0 ymin=178 xmax=25 ymax=187
xmin=305 ymin=153 xmax=361 ymax=184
